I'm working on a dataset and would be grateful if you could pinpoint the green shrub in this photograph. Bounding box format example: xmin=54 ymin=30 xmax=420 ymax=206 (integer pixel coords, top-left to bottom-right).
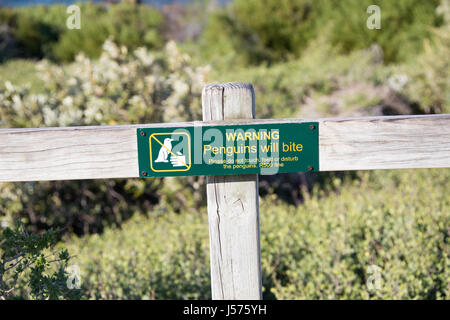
xmin=0 ymin=40 xmax=210 ymax=235
xmin=52 ymin=3 xmax=164 ymax=62
xmin=0 ymin=3 xmax=164 ymax=62
xmin=63 ymin=210 xmax=210 ymax=299
xmin=8 ymin=6 xmax=62 ymax=59
xmin=202 ymin=0 xmax=444 ymax=65
xmin=0 ymin=222 xmax=82 ymax=300
xmin=0 ymin=5 xmax=67 ymax=60
xmin=262 ymin=169 xmax=450 ymax=299
xmin=0 ymin=59 xmax=44 ymax=93
xmin=401 ymin=25 xmax=450 ymax=113
xmin=63 ymin=168 xmax=450 ymax=299
xmin=318 ymin=0 xmax=444 ymax=63
xmin=208 ymin=20 xmax=449 ymax=119
xmin=207 ymin=34 xmax=389 ymax=119
xmin=203 ymin=0 xmax=319 ymax=64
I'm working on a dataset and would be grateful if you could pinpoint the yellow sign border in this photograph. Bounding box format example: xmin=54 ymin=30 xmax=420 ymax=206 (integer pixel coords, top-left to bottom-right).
xmin=149 ymin=132 xmax=191 ymax=172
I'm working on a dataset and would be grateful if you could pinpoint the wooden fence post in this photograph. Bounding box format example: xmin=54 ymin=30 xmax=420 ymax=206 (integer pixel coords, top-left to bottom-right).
xmin=202 ymin=83 xmax=262 ymax=300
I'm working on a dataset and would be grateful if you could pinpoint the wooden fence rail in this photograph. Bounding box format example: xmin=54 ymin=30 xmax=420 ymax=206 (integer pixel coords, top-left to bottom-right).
xmin=0 ymin=114 xmax=449 ymax=182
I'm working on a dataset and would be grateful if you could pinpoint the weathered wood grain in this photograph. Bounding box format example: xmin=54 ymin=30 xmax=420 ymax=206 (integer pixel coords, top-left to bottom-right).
xmin=0 ymin=126 xmax=138 ymax=182
xmin=0 ymin=114 xmax=449 ymax=182
xmin=202 ymin=82 xmax=262 ymax=300
xmin=319 ymin=114 xmax=450 ymax=171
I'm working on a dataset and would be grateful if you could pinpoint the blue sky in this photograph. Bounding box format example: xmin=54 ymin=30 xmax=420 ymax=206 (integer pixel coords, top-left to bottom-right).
xmin=1 ymin=0 xmax=197 ymax=7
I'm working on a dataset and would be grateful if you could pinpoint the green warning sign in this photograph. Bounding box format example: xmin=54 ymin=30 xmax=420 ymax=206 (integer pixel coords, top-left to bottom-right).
xmin=137 ymin=122 xmax=319 ymax=177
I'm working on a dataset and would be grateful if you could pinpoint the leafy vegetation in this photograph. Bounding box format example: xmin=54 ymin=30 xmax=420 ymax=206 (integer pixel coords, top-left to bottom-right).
xmin=0 ymin=3 xmax=164 ymax=62
xmin=0 ymin=59 xmax=44 ymax=93
xmin=0 ymin=0 xmax=449 ymax=300
xmin=64 ymin=168 xmax=450 ymax=299
xmin=208 ymin=24 xmax=449 ymax=118
xmin=0 ymin=222 xmax=81 ymax=300
xmin=0 ymin=40 xmax=209 ymax=235
xmin=401 ymin=24 xmax=450 ymax=114
xmin=201 ymin=0 xmax=444 ymax=65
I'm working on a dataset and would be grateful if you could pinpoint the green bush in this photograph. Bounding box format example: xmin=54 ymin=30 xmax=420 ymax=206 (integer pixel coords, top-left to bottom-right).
xmin=207 ymin=34 xmax=396 ymax=119
xmin=318 ymin=0 xmax=444 ymax=63
xmin=202 ymin=0 xmax=444 ymax=65
xmin=203 ymin=0 xmax=319 ymax=64
xmin=0 ymin=59 xmax=44 ymax=93
xmin=208 ymin=18 xmax=449 ymax=119
xmin=1 ymin=222 xmax=81 ymax=300
xmin=0 ymin=40 xmax=210 ymax=235
xmin=0 ymin=5 xmax=67 ymax=60
xmin=401 ymin=25 xmax=450 ymax=113
xmin=63 ymin=168 xmax=450 ymax=299
xmin=0 ymin=3 xmax=164 ymax=62
xmin=63 ymin=209 xmax=210 ymax=299
xmin=5 ymin=5 xmax=63 ymax=60
xmin=52 ymin=3 xmax=164 ymax=62
xmin=262 ymin=169 xmax=450 ymax=299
